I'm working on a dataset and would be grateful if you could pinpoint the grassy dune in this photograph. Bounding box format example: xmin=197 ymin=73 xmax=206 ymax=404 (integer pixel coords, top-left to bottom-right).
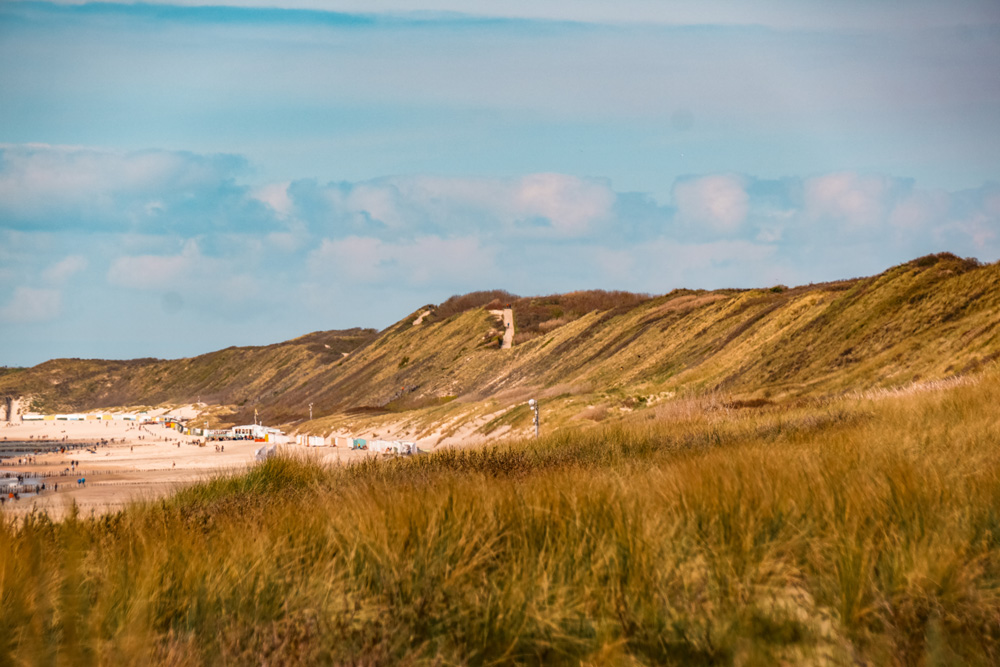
xmin=4 ymin=254 xmax=999 ymax=437
xmin=0 ymin=328 xmax=378 ymax=422
xmin=4 ymin=366 xmax=1000 ymax=664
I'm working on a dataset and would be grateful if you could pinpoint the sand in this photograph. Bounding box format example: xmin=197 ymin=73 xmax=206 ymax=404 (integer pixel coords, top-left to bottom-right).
xmin=0 ymin=417 xmax=374 ymax=520
xmin=0 ymin=396 xmax=524 ymax=520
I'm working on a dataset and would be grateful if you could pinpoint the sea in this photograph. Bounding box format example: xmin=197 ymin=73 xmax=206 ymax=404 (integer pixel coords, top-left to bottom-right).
xmin=1 ymin=440 xmax=72 ymax=499
xmin=0 ymin=439 xmax=67 ymax=461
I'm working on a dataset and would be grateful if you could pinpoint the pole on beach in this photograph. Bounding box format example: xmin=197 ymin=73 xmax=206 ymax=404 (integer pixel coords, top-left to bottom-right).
xmin=309 ymin=403 xmax=313 ymax=421
xmin=528 ymin=399 xmax=539 ymax=438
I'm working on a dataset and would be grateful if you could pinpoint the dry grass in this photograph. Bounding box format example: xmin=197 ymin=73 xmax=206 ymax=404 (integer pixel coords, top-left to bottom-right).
xmin=4 ymin=364 xmax=1000 ymax=664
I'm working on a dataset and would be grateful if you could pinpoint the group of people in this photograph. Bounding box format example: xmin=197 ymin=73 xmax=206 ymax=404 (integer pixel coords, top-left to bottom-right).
xmin=1 ymin=478 xmax=57 ymax=504
xmin=8 ymin=456 xmax=37 ymax=466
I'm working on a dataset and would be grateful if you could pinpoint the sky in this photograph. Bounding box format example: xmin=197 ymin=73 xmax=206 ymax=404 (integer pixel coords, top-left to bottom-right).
xmin=1 ymin=0 xmax=999 ymax=366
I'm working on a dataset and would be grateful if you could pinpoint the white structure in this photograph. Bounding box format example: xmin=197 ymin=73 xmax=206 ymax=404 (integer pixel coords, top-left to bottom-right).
xmin=368 ymin=439 xmax=416 ymax=455
xmin=268 ymin=431 xmax=290 ymax=444
xmin=254 ymin=444 xmax=278 ymax=461
xmin=232 ymin=424 xmax=267 ymax=439
xmin=231 ymin=424 xmax=288 ymax=443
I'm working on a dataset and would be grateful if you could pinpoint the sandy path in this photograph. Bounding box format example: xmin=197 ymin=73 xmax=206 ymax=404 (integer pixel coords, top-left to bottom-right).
xmin=501 ymin=307 xmax=514 ymax=349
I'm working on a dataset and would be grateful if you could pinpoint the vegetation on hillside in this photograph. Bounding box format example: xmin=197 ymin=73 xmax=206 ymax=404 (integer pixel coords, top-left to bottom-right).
xmin=3 ymin=363 xmax=999 ymax=664
xmin=0 ymin=328 xmax=377 ymax=420
xmin=429 ymin=289 xmax=653 ymax=338
xmin=1 ymin=253 xmax=998 ymax=438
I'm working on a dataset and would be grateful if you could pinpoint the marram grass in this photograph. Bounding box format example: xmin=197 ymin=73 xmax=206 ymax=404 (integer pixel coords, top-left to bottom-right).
xmin=4 ymin=368 xmax=1000 ymax=665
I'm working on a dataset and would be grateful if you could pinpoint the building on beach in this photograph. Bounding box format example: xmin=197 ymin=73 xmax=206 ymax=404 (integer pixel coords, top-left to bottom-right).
xmin=227 ymin=424 xmax=289 ymax=443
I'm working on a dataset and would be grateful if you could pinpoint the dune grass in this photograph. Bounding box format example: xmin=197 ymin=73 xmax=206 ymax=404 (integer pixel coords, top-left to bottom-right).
xmin=3 ymin=368 xmax=1000 ymax=665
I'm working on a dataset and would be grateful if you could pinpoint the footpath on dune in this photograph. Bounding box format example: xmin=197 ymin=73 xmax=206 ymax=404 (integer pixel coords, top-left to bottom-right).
xmin=501 ymin=306 xmax=514 ymax=349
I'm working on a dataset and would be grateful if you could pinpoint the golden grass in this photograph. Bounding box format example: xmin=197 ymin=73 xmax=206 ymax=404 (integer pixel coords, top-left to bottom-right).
xmin=3 ymin=365 xmax=1000 ymax=664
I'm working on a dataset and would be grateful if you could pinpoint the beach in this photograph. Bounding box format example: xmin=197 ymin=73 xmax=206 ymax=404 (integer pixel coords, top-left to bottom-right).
xmin=0 ymin=416 xmax=370 ymax=520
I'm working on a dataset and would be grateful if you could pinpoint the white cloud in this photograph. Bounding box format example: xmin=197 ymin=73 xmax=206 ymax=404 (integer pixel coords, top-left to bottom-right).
xmin=0 ymin=287 xmax=61 ymax=323
xmin=887 ymin=188 xmax=950 ymax=230
xmin=514 ymin=173 xmax=615 ymax=235
xmin=673 ymin=174 xmax=749 ymax=233
xmin=792 ymin=174 xmax=1000 ymax=253
xmin=802 ymin=172 xmax=895 ymax=228
xmin=0 ymin=144 xmax=248 ymax=229
xmin=308 ymin=235 xmax=496 ymax=286
xmin=942 ymin=184 xmax=1000 ymax=249
xmin=309 ymin=236 xmax=382 ymax=279
xmin=608 ymin=238 xmax=780 ymax=289
xmin=310 ymin=173 xmax=616 ymax=238
xmin=592 ymin=247 xmax=636 ymax=282
xmin=103 ymin=238 xmax=268 ymax=319
xmin=251 ymin=181 xmax=294 ymax=218
xmin=654 ymin=238 xmax=775 ymax=268
xmin=265 ymin=231 xmax=306 ymax=253
xmin=964 ymin=215 xmax=998 ymax=248
xmin=107 ymin=240 xmax=202 ymax=290
xmin=755 ymin=225 xmax=784 ymax=243
xmin=42 ymin=255 xmax=88 ymax=284
xmin=343 ymin=182 xmax=408 ymax=229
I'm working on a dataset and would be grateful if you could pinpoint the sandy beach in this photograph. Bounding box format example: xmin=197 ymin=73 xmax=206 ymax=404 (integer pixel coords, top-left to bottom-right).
xmin=0 ymin=416 xmax=373 ymax=520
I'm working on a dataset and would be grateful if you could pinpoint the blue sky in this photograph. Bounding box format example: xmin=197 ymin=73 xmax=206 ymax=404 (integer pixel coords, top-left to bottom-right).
xmin=1 ymin=0 xmax=999 ymax=366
